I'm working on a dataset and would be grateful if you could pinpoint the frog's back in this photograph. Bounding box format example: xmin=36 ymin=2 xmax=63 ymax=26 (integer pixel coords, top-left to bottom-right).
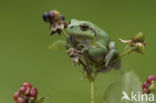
xmin=86 ymin=21 xmax=111 ymax=45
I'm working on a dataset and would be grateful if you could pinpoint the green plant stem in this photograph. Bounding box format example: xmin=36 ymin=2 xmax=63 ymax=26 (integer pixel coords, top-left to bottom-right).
xmin=110 ymin=47 xmax=135 ymax=65
xmin=90 ymin=81 xmax=94 ymax=103
xmin=120 ymin=47 xmax=134 ymax=57
xmin=62 ymin=30 xmax=68 ymax=37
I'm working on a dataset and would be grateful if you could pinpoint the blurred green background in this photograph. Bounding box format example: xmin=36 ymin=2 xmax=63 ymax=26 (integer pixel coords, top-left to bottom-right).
xmin=0 ymin=0 xmax=156 ymax=103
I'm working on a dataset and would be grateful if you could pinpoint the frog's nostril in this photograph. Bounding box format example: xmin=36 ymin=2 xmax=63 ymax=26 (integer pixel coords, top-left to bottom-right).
xmin=70 ymin=26 xmax=74 ymax=29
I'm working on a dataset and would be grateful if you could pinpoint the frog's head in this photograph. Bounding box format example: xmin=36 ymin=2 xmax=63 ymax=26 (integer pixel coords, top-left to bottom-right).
xmin=66 ymin=19 xmax=97 ymax=43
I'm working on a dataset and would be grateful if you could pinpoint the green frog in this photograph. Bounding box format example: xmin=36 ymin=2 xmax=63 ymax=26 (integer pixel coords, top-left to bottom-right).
xmin=65 ymin=19 xmax=121 ymax=74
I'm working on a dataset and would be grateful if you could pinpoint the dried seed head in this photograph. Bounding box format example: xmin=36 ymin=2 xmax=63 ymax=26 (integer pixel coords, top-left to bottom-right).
xmin=43 ymin=10 xmax=68 ymax=36
xmin=66 ymin=48 xmax=81 ymax=66
xmin=43 ymin=12 xmax=49 ymax=22
xmin=49 ymin=11 xmax=55 ymax=18
xmin=135 ymin=42 xmax=144 ymax=53
xmin=61 ymin=15 xmax=65 ymax=20
xmin=132 ymin=32 xmax=145 ymax=42
xmin=119 ymin=32 xmax=146 ymax=55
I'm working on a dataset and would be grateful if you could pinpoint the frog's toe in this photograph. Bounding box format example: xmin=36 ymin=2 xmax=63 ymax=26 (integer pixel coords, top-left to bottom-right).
xmin=113 ymin=58 xmax=121 ymax=69
xmin=104 ymin=49 xmax=121 ymax=70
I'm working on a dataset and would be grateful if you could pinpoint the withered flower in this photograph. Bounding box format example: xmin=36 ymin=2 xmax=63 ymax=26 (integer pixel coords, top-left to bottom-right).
xmin=43 ymin=10 xmax=68 ymax=35
xmin=119 ymin=32 xmax=146 ymax=55
xmin=66 ymin=48 xmax=82 ymax=66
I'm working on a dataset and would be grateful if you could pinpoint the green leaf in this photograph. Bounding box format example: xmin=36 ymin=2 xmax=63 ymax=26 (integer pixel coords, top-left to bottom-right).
xmin=35 ymin=97 xmax=45 ymax=103
xmin=103 ymin=71 xmax=152 ymax=103
xmin=48 ymin=40 xmax=66 ymax=51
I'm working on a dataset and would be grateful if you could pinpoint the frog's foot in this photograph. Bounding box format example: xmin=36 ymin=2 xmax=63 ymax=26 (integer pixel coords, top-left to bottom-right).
xmin=81 ymin=46 xmax=89 ymax=53
xmin=75 ymin=43 xmax=89 ymax=53
xmin=66 ymin=48 xmax=82 ymax=66
xmin=104 ymin=42 xmax=121 ymax=70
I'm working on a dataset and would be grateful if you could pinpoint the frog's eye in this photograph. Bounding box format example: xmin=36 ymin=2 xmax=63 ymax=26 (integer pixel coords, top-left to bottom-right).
xmin=80 ymin=23 xmax=89 ymax=31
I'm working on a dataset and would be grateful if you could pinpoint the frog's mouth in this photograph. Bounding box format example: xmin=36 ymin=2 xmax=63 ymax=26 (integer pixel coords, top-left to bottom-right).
xmin=68 ymin=33 xmax=97 ymax=46
xmin=70 ymin=33 xmax=92 ymax=39
xmin=67 ymin=28 xmax=97 ymax=40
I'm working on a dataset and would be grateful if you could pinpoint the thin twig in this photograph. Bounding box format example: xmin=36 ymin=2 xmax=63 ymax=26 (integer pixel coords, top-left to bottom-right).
xmin=90 ymin=81 xmax=94 ymax=103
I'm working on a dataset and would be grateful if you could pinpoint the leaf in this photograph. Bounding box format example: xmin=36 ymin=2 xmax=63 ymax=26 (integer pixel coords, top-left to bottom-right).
xmin=35 ymin=96 xmax=52 ymax=103
xmin=103 ymin=71 xmax=152 ymax=103
xmin=48 ymin=40 xmax=66 ymax=51
xmin=35 ymin=97 xmax=45 ymax=103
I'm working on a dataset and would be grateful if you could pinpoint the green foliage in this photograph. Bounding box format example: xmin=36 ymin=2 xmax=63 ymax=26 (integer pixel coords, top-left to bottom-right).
xmin=36 ymin=97 xmax=46 ymax=103
xmin=48 ymin=40 xmax=66 ymax=51
xmin=103 ymin=71 xmax=151 ymax=103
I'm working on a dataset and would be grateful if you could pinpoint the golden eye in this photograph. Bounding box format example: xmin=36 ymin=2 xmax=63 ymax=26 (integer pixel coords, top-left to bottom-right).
xmin=80 ymin=23 xmax=89 ymax=31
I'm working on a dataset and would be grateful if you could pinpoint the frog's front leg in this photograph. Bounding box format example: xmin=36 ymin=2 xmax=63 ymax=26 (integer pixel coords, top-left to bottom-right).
xmin=104 ymin=41 xmax=121 ymax=69
xmin=80 ymin=44 xmax=90 ymax=53
xmin=66 ymin=36 xmax=71 ymax=49
xmin=66 ymin=36 xmax=77 ymax=49
xmin=83 ymin=41 xmax=107 ymax=63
